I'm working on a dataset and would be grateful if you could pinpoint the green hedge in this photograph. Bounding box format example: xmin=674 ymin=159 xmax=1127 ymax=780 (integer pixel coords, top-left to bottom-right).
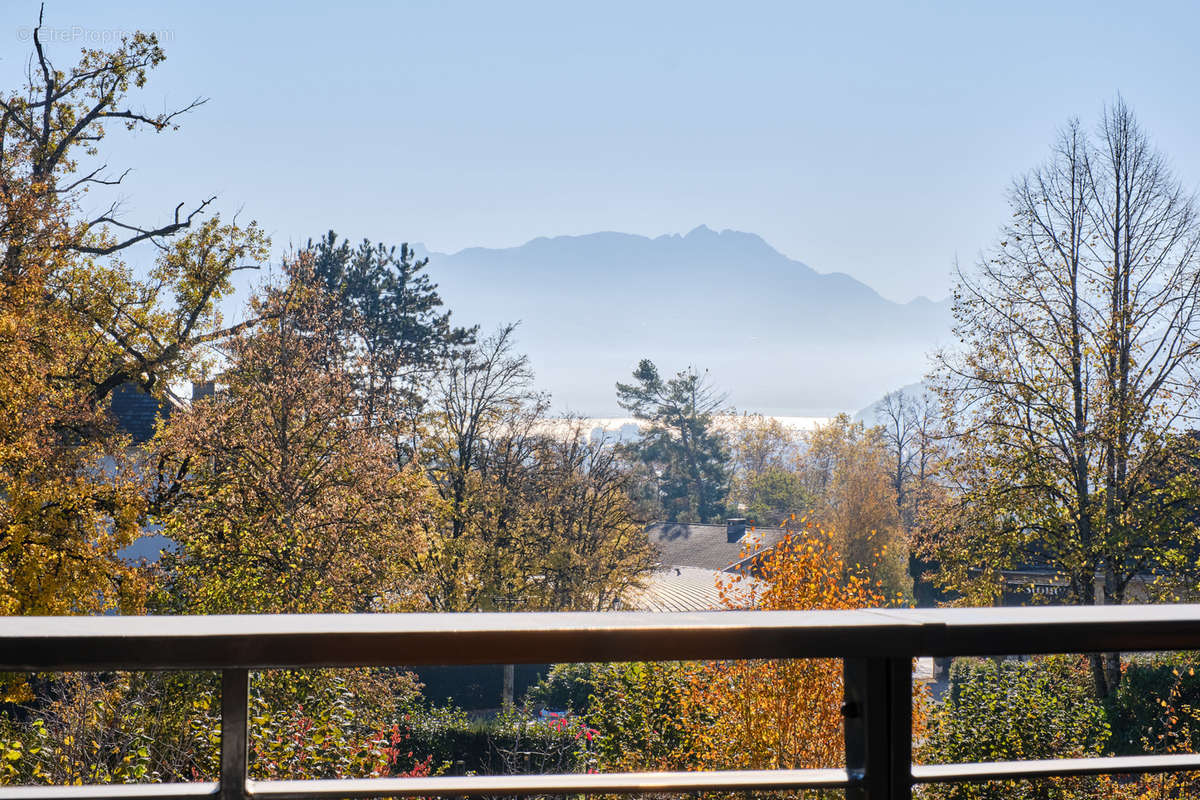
xmin=920 ymin=656 xmax=1109 ymax=800
xmin=1107 ymin=652 xmax=1200 ymax=756
xmin=389 ymin=702 xmax=594 ymax=776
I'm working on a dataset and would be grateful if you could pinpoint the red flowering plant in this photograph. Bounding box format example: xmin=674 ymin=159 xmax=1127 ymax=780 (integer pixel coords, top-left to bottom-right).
xmin=491 ymin=705 xmax=597 ymax=775
xmin=245 ymin=672 xmax=440 ymax=781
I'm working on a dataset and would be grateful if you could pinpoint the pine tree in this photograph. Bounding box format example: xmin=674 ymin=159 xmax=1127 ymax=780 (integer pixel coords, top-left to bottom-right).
xmin=616 ymin=359 xmax=729 ymax=523
xmin=302 ymin=232 xmax=476 ymax=433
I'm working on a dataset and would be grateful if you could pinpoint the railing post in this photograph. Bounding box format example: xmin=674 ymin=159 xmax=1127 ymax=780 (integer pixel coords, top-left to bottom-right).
xmin=220 ymin=669 xmax=250 ymax=800
xmin=844 ymin=657 xmax=911 ymax=800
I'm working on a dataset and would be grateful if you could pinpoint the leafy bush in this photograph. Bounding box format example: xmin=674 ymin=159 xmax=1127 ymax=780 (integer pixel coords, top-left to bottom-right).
xmin=920 ymin=655 xmax=1109 ymax=800
xmin=1107 ymin=652 xmax=1200 ymax=756
xmin=0 ymin=669 xmax=430 ymax=786
xmin=524 ymin=663 xmax=602 ymax=714
xmin=583 ymin=661 xmax=699 ymax=771
xmin=488 ymin=706 xmax=596 ymax=775
xmin=248 ymin=674 xmax=431 ymax=780
xmin=0 ymin=672 xmax=219 ymax=785
xmin=385 ymin=700 xmax=593 ymax=776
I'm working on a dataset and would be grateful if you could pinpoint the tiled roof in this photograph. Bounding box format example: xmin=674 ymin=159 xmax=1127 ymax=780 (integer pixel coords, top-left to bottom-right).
xmin=646 ymin=522 xmax=788 ymax=571
xmin=622 ymin=566 xmax=761 ymax=612
xmin=109 ymin=381 xmax=207 ymax=444
xmin=110 ymin=383 xmax=167 ymax=444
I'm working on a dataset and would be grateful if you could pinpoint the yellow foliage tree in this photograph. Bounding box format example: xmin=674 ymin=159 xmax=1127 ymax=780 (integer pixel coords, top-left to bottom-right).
xmin=0 ymin=14 xmax=267 ymax=616
xmin=413 ymin=327 xmax=654 ymax=613
xmin=0 ymin=267 xmax=148 ymax=614
xmin=803 ymin=414 xmax=911 ymax=599
xmin=153 ymin=272 xmax=436 ymax=614
xmin=725 ymin=413 xmax=809 ymax=523
xmin=684 ymin=524 xmax=925 ymax=771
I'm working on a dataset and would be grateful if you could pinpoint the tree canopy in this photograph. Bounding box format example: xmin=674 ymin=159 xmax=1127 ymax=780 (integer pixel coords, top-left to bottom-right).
xmin=153 ymin=270 xmax=437 ymax=614
xmin=414 ymin=327 xmax=654 ymax=612
xmin=302 ymin=232 xmax=475 ymax=436
xmin=0 ymin=16 xmax=265 ymax=614
xmin=616 ymin=359 xmax=729 ymax=523
xmin=925 ymin=100 xmax=1200 ymax=695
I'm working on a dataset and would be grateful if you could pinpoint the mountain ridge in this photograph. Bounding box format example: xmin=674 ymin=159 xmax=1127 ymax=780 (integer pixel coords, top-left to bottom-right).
xmin=415 ymin=226 xmax=951 ymax=416
xmin=423 ymin=226 xmax=948 ymax=307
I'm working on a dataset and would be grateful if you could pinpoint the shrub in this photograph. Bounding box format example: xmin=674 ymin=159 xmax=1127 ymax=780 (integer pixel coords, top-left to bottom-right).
xmin=524 ymin=663 xmax=602 ymax=714
xmin=388 ymin=700 xmax=593 ymax=776
xmin=920 ymin=655 xmax=1109 ymax=800
xmin=1108 ymin=652 xmax=1200 ymax=756
xmin=584 ymin=661 xmax=699 ymax=772
xmin=0 ymin=672 xmax=219 ymax=785
xmin=0 ymin=669 xmax=426 ymax=786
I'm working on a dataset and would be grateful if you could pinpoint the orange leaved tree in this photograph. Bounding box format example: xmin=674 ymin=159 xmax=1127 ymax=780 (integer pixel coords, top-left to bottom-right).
xmin=685 ymin=523 xmax=925 ymax=770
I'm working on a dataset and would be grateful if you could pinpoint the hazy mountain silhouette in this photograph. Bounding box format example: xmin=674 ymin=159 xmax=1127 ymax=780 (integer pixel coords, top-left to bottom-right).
xmin=854 ymin=380 xmax=932 ymax=426
xmin=419 ymin=225 xmax=951 ymax=416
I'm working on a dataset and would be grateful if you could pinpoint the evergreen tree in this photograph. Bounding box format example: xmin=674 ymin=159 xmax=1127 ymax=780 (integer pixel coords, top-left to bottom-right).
xmin=301 ymin=232 xmax=476 ymax=428
xmin=616 ymin=359 xmax=729 ymax=523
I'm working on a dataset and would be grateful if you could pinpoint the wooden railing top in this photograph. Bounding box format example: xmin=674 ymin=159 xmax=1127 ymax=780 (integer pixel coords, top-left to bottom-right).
xmin=6 ymin=605 xmax=1200 ymax=799
xmin=4 ymin=604 xmax=1200 ymax=671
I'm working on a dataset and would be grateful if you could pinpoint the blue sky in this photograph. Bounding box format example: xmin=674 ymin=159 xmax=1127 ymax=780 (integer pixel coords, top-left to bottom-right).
xmin=5 ymin=0 xmax=1200 ymax=303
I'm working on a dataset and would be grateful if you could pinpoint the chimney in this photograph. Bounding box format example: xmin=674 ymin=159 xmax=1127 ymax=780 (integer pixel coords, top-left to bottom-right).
xmin=726 ymin=518 xmax=747 ymax=543
xmin=192 ymin=380 xmax=216 ymax=403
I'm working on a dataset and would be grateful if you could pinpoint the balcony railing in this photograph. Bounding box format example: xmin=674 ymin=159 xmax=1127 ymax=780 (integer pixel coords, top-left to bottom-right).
xmin=4 ymin=605 xmax=1200 ymax=799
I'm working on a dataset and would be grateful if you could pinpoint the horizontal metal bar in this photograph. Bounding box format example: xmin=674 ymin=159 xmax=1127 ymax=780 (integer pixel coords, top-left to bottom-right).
xmin=249 ymin=768 xmax=852 ymax=798
xmin=895 ymin=604 xmax=1200 ymax=658
xmin=913 ymin=752 xmax=1200 ymax=783
xmin=0 ymin=771 xmax=849 ymax=800
xmin=0 ymin=610 xmax=920 ymax=670
xmin=0 ymin=782 xmax=217 ymax=800
xmin=6 ymin=605 xmax=1200 ymax=671
xmin=9 ymin=756 xmax=1200 ymax=800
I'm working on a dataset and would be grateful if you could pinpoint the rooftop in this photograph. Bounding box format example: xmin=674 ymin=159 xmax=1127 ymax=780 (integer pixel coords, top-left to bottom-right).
xmin=623 ymin=566 xmax=759 ymax=612
xmin=647 ymin=522 xmax=788 ymax=571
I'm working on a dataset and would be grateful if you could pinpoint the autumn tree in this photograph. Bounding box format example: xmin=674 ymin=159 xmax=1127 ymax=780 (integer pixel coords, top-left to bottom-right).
xmin=802 ymin=414 xmax=909 ymax=598
xmin=616 ymin=360 xmax=729 ymax=523
xmin=875 ymin=388 xmax=944 ymax=604
xmin=583 ymin=525 xmax=924 ymax=776
xmin=0 ymin=11 xmax=259 ymax=401
xmin=0 ymin=282 xmax=150 ymax=614
xmin=687 ymin=529 xmax=893 ymax=770
xmin=414 ymin=325 xmax=542 ymax=611
xmin=725 ymin=413 xmax=809 ymax=523
xmin=1133 ymin=431 xmax=1200 ymax=602
xmin=153 ymin=271 xmax=436 ymax=614
xmin=516 ymin=424 xmax=656 ymax=612
xmin=0 ymin=13 xmax=266 ymax=614
xmin=413 ymin=326 xmax=654 ymax=613
xmin=875 ymin=388 xmax=941 ymax=530
xmin=927 ymin=100 xmax=1200 ymax=696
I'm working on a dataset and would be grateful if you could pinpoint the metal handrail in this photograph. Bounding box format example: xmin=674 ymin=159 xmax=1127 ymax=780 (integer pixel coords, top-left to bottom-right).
xmin=4 ymin=605 xmax=1200 ymax=799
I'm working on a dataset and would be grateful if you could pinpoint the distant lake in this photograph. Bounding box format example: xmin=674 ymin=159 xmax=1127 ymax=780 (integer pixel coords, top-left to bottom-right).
xmin=538 ymin=415 xmax=833 ymax=443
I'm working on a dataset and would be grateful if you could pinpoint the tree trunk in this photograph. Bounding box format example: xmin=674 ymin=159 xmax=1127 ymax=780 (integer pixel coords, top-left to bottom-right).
xmin=1076 ymin=573 xmax=1115 ymax=698
xmin=1089 ymin=653 xmax=1111 ymax=699
xmin=502 ymin=663 xmax=515 ymax=707
xmin=1104 ymin=651 xmax=1122 ymax=697
xmin=1083 ymin=571 xmax=1124 ymax=698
